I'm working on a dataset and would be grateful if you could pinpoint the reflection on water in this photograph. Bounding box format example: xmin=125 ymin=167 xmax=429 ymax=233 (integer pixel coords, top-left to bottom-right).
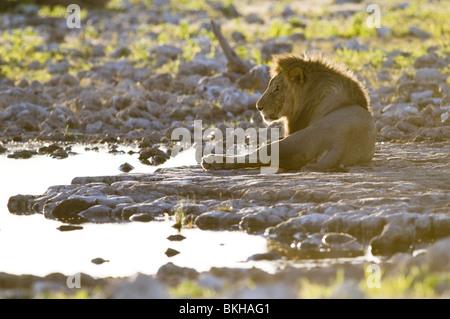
xmin=0 ymin=144 xmax=268 ymax=278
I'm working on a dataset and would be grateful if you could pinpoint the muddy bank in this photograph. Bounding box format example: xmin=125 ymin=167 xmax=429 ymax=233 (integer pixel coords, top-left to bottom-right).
xmin=9 ymin=142 xmax=450 ymax=258
xmin=7 ymin=140 xmax=450 ymax=300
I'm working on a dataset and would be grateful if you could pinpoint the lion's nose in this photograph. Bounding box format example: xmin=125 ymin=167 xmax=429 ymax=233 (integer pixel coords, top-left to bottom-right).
xmin=256 ymin=103 xmax=264 ymax=111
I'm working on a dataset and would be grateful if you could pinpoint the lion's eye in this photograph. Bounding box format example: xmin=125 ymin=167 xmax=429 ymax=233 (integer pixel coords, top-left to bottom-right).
xmin=273 ymin=86 xmax=280 ymax=93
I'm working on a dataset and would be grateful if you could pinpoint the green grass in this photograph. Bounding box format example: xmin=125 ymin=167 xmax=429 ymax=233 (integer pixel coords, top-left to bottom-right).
xmin=38 ymin=4 xmax=88 ymax=19
xmin=298 ymin=264 xmax=450 ymax=299
xmin=169 ymin=280 xmax=216 ymax=298
xmin=361 ymin=266 xmax=450 ymax=299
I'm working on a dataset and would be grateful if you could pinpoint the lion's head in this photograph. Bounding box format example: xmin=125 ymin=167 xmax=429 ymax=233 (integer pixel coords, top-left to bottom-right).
xmin=256 ymin=52 xmax=370 ymax=136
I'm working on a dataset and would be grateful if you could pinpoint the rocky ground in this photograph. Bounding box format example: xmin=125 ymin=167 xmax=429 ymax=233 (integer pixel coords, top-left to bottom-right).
xmin=0 ymin=0 xmax=449 ymax=298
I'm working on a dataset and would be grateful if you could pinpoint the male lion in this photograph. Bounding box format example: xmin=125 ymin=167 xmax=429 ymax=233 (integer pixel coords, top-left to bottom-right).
xmin=201 ymin=52 xmax=376 ymax=172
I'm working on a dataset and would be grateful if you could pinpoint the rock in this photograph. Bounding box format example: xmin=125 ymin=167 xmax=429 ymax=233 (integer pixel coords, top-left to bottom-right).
xmin=218 ymin=88 xmax=257 ymax=114
xmin=247 ymin=252 xmax=281 ymax=261
xmin=414 ymin=53 xmax=448 ymax=69
xmin=237 ymin=65 xmax=270 ymax=92
xmin=143 ymin=73 xmax=173 ymax=91
xmin=7 ymin=194 xmax=36 ymax=215
xmin=431 ymin=215 xmax=450 ymax=239
xmin=322 ymin=232 xmax=357 ymax=246
xmin=85 ymin=120 xmax=103 ymax=134
xmin=231 ymin=31 xmax=246 ymax=42
xmin=150 ymin=44 xmax=182 ymax=66
xmin=282 ymin=5 xmax=296 ymax=18
xmin=196 ymin=273 xmax=225 ymax=291
xmin=90 ymin=44 xmax=105 ymax=57
xmin=441 ymin=110 xmax=450 ymax=124
xmin=376 ymin=27 xmax=392 ymax=38
xmin=109 ymin=46 xmax=131 ymax=58
xmin=441 ymin=95 xmax=450 ymax=108
xmin=240 ymin=213 xmax=271 ymax=233
xmin=288 ymin=214 xmax=331 ymax=233
xmin=410 ymin=90 xmax=433 ymax=104
xmin=414 ymin=68 xmax=447 ymax=84
xmin=91 ymin=257 xmax=109 ymax=265
xmin=57 ymin=225 xmax=83 ymax=232
xmin=426 ymin=237 xmax=450 ymax=272
xmin=376 ymin=70 xmax=392 ymax=83
xmin=333 ymin=38 xmax=368 ymax=52
xmin=195 ymin=211 xmax=243 ymax=230
xmin=266 ymin=219 xmax=306 ymax=242
xmin=178 ymin=55 xmax=224 ymax=76
xmin=297 ymin=233 xmax=323 ymax=252
xmin=156 ymin=262 xmax=198 ymax=285
xmin=47 ymin=105 xmax=79 ymax=129
xmin=139 ymin=147 xmax=169 ymax=162
xmin=78 ymin=205 xmax=112 ymax=223
xmin=0 ymin=102 xmax=49 ymax=122
xmin=167 ymin=234 xmax=186 ymax=242
xmin=50 ymin=148 xmax=69 ymax=159
xmin=261 ymin=39 xmax=293 ymax=61
xmin=28 ymin=60 xmax=42 ymax=70
xmin=47 ymin=61 xmax=69 ymax=74
xmin=174 ymin=203 xmax=208 ymax=216
xmin=120 ymin=201 xmax=173 ymax=220
xmin=76 ymin=90 xmax=102 ymax=111
xmin=119 ymin=162 xmax=134 ymax=173
xmin=409 ymin=26 xmax=431 ymax=39
xmin=211 ymin=2 xmax=240 ymax=18
xmin=103 ymin=273 xmax=168 ymax=299
xmin=50 ymin=197 xmax=96 ymax=224
xmin=245 ymin=13 xmax=264 ymax=24
xmin=123 ymin=117 xmax=151 ymax=130
xmin=165 ymin=248 xmax=180 ymax=257
xmin=396 ymin=121 xmax=418 ymax=133
xmin=382 ymin=103 xmax=418 ymax=118
xmin=289 ymin=33 xmax=306 ymax=42
xmin=59 ymin=73 xmax=79 ymax=86
xmin=129 ymin=213 xmax=154 ymax=222
xmin=370 ymin=215 xmax=416 ymax=255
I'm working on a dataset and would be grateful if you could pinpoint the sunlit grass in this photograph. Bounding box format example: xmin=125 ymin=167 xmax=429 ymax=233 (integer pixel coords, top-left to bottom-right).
xmin=38 ymin=5 xmax=87 ymax=19
xmin=169 ymin=280 xmax=216 ymax=298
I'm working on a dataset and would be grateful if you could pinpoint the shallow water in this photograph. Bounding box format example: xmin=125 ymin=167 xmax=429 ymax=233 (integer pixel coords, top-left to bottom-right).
xmin=0 ymin=144 xmax=268 ymax=278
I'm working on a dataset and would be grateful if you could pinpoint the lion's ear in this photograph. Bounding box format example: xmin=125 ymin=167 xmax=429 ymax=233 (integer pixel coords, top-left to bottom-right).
xmin=287 ymin=67 xmax=304 ymax=84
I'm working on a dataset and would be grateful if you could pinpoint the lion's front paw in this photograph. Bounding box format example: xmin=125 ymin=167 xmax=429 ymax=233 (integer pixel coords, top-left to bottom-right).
xmin=201 ymin=154 xmax=226 ymax=170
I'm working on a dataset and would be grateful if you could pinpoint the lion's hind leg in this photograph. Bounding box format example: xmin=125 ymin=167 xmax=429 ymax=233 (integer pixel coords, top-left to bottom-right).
xmin=300 ymin=147 xmax=345 ymax=172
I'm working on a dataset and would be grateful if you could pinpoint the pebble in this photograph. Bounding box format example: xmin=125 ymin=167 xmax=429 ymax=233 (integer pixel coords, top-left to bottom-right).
xmin=167 ymin=234 xmax=186 ymax=241
xmin=102 ymin=273 xmax=168 ymax=299
xmin=165 ymin=248 xmax=180 ymax=257
xmin=91 ymin=257 xmax=109 ymax=265
xmin=57 ymin=225 xmax=83 ymax=232
xmin=119 ymin=162 xmax=134 ymax=172
xmin=409 ymin=26 xmax=431 ymax=39
xmin=78 ymin=205 xmax=112 ymax=223
xmin=261 ymin=39 xmax=293 ymax=61
xmin=129 ymin=213 xmax=154 ymax=222
xmin=414 ymin=52 xmax=448 ymax=69
xmin=333 ymin=38 xmax=368 ymax=52
xmin=415 ymin=68 xmax=447 ymax=84
xmin=47 ymin=61 xmax=69 ymax=74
